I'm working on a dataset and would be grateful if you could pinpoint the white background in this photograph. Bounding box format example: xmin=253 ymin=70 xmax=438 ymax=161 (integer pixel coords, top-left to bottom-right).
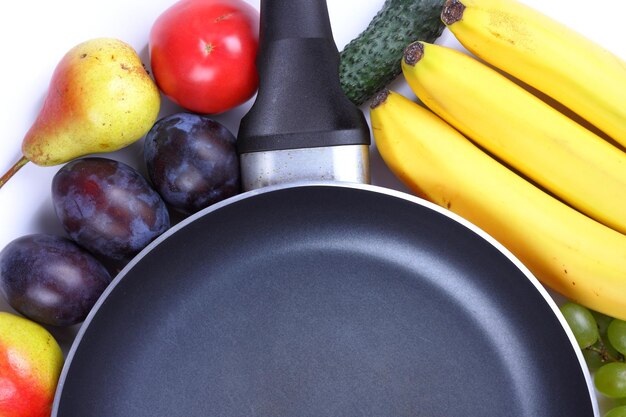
xmin=0 ymin=0 xmax=624 ymax=413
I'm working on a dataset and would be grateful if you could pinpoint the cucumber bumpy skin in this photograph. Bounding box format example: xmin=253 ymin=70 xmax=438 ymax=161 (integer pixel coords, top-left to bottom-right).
xmin=339 ymin=0 xmax=445 ymax=106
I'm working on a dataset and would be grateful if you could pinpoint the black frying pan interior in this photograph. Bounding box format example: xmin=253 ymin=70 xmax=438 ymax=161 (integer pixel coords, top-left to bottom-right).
xmin=53 ymin=184 xmax=593 ymax=416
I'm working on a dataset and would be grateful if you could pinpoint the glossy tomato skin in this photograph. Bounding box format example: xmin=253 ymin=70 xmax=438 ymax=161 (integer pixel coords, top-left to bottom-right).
xmin=150 ymin=0 xmax=259 ymax=114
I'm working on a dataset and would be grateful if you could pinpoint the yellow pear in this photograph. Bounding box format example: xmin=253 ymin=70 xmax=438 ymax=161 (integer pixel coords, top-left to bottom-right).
xmin=0 ymin=311 xmax=64 ymax=417
xmin=0 ymin=37 xmax=161 ymax=188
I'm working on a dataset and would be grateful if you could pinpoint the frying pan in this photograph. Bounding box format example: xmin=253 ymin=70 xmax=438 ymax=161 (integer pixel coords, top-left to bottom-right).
xmin=52 ymin=0 xmax=598 ymax=416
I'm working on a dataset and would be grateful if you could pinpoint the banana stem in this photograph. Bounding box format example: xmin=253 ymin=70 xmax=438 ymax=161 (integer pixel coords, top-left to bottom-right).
xmin=403 ymin=42 xmax=425 ymax=66
xmin=441 ymin=0 xmax=466 ymax=26
xmin=370 ymin=89 xmax=390 ymax=109
xmin=0 ymin=156 xmax=29 ymax=190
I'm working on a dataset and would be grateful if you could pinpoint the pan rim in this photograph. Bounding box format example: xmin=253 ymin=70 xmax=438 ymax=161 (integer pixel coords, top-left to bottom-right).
xmin=51 ymin=180 xmax=599 ymax=416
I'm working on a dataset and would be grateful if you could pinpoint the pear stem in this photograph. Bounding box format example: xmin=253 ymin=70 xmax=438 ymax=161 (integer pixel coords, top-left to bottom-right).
xmin=0 ymin=156 xmax=30 ymax=190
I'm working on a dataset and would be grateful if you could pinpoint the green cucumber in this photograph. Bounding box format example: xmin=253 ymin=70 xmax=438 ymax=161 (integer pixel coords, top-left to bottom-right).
xmin=339 ymin=0 xmax=445 ymax=105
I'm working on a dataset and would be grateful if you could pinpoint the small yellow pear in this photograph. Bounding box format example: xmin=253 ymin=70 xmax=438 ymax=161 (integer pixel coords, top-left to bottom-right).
xmin=0 ymin=311 xmax=64 ymax=417
xmin=1 ymin=37 xmax=161 ymax=188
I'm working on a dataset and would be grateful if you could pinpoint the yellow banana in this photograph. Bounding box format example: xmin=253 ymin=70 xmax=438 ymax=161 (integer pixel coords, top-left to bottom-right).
xmin=401 ymin=41 xmax=626 ymax=235
xmin=369 ymin=89 xmax=626 ymax=320
xmin=441 ymin=0 xmax=626 ymax=146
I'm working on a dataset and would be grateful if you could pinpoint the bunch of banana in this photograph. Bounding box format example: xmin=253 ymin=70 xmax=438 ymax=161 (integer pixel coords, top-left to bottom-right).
xmin=370 ymin=0 xmax=626 ymax=320
xmin=371 ymin=90 xmax=626 ymax=321
xmin=401 ymin=41 xmax=626 ymax=235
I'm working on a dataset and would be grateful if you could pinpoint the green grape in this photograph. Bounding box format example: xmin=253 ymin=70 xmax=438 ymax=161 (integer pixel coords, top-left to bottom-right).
xmin=584 ymin=345 xmax=607 ymax=370
xmin=595 ymin=362 xmax=626 ymax=398
xmin=608 ymin=320 xmax=626 ymax=356
xmin=593 ymin=310 xmax=615 ymax=338
xmin=605 ymin=405 xmax=626 ymax=417
xmin=584 ymin=342 xmax=622 ymax=370
xmin=560 ymin=302 xmax=599 ymax=349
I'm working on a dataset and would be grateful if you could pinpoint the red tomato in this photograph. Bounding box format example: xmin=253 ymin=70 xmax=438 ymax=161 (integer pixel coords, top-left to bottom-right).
xmin=149 ymin=0 xmax=259 ymax=114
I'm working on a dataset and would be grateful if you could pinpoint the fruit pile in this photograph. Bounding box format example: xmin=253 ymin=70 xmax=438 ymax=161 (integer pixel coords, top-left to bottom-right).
xmin=370 ymin=0 xmax=626 ymax=414
xmin=0 ymin=0 xmax=624 ymax=415
xmin=0 ymin=0 xmax=256 ymax=414
xmin=0 ymin=0 xmax=256 ymax=330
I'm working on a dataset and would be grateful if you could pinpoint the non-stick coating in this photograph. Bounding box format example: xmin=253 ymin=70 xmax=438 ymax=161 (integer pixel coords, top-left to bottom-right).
xmin=53 ymin=184 xmax=593 ymax=416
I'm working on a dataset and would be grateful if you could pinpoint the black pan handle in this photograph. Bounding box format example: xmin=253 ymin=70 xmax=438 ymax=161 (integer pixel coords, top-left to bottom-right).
xmin=260 ymin=0 xmax=334 ymax=41
xmin=237 ymin=0 xmax=371 ymax=154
